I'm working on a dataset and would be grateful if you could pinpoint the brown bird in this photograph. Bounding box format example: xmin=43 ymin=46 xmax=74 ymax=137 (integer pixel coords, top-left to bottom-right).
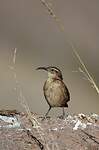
xmin=36 ymin=66 xmax=70 ymax=118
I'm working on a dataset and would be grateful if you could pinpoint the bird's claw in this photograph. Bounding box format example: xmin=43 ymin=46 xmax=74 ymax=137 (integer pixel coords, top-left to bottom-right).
xmin=38 ymin=116 xmax=50 ymax=121
xmin=58 ymin=115 xmax=65 ymax=119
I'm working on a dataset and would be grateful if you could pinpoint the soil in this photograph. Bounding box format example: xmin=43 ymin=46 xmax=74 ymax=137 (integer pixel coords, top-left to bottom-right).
xmin=0 ymin=110 xmax=99 ymax=150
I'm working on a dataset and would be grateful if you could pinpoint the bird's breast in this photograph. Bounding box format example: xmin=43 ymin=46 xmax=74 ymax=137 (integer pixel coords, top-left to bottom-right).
xmin=43 ymin=79 xmax=68 ymax=107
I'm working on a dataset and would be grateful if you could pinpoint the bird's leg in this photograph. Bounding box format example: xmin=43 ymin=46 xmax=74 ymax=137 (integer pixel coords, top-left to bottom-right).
xmin=62 ymin=107 xmax=65 ymax=118
xmin=42 ymin=106 xmax=51 ymax=121
xmin=58 ymin=107 xmax=65 ymax=119
xmin=45 ymin=106 xmax=51 ymax=117
xmin=62 ymin=108 xmax=69 ymax=118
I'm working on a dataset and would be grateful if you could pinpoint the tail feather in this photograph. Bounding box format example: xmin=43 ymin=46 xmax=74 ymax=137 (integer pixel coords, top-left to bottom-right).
xmin=65 ymin=103 xmax=68 ymax=107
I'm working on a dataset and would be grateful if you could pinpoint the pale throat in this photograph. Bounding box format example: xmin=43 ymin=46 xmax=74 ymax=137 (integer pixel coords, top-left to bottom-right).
xmin=48 ymin=72 xmax=59 ymax=81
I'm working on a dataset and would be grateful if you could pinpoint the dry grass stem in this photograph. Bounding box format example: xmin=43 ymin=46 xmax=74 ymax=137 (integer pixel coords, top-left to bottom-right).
xmin=13 ymin=48 xmax=17 ymax=64
xmin=72 ymin=47 xmax=99 ymax=94
xmin=40 ymin=0 xmax=64 ymax=31
xmin=39 ymin=0 xmax=99 ymax=95
xmin=9 ymin=48 xmax=40 ymax=127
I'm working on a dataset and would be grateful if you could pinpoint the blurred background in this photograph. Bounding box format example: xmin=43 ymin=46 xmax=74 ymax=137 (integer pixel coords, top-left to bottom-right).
xmin=0 ymin=0 xmax=99 ymax=115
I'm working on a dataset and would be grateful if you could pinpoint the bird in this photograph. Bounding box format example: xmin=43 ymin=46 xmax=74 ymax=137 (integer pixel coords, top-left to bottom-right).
xmin=36 ymin=66 xmax=70 ymax=119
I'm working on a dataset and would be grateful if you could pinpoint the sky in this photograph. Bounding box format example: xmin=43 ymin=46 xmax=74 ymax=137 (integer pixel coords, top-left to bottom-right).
xmin=0 ymin=0 xmax=99 ymax=115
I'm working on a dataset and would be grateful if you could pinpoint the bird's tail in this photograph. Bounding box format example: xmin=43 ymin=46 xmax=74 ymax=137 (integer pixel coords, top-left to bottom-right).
xmin=64 ymin=103 xmax=68 ymax=107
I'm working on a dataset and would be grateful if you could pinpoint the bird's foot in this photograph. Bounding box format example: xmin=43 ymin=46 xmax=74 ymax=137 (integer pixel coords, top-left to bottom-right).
xmin=39 ymin=116 xmax=50 ymax=121
xmin=58 ymin=115 xmax=65 ymax=119
xmin=58 ymin=112 xmax=69 ymax=119
xmin=42 ymin=116 xmax=50 ymax=121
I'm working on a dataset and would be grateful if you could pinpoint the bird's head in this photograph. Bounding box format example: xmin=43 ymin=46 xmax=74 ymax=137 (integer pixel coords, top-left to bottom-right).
xmin=36 ymin=66 xmax=63 ymax=80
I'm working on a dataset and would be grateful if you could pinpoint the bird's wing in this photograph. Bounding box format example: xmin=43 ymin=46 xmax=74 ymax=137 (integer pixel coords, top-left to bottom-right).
xmin=58 ymin=80 xmax=70 ymax=102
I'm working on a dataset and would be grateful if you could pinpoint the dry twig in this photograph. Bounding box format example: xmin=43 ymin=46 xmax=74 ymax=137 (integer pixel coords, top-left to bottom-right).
xmin=26 ymin=129 xmax=44 ymax=150
xmin=81 ymin=130 xmax=99 ymax=145
xmin=9 ymin=48 xmax=40 ymax=127
xmin=39 ymin=0 xmax=99 ymax=94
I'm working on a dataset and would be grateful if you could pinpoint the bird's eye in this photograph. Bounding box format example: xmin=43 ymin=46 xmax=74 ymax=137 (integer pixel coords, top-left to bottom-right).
xmin=55 ymin=70 xmax=58 ymax=73
xmin=51 ymin=69 xmax=54 ymax=72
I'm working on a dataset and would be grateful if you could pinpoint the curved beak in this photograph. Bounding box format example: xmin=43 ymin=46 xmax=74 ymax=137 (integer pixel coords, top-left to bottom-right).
xmin=36 ymin=67 xmax=47 ymax=71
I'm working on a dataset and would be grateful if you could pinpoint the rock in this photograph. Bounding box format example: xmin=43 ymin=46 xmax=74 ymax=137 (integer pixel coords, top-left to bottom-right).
xmin=0 ymin=110 xmax=99 ymax=150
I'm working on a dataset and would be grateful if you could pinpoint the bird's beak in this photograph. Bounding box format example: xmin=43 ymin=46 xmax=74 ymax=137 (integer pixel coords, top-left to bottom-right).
xmin=36 ymin=67 xmax=47 ymax=71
